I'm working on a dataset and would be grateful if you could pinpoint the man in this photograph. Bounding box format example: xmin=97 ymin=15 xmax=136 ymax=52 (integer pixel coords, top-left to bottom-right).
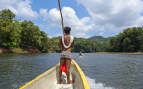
xmin=58 ymin=26 xmax=74 ymax=84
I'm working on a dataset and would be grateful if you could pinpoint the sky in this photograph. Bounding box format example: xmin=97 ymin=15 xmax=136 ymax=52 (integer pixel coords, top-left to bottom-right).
xmin=0 ymin=0 xmax=143 ymax=38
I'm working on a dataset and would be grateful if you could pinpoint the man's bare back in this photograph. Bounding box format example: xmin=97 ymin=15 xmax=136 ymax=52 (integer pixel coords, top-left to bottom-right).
xmin=58 ymin=27 xmax=74 ymax=84
xmin=59 ymin=34 xmax=74 ymax=52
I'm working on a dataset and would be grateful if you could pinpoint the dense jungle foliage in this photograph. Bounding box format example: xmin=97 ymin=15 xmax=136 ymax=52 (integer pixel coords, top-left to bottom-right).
xmin=0 ymin=9 xmax=143 ymax=53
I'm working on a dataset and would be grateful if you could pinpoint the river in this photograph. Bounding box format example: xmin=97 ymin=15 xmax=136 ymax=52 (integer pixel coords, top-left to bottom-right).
xmin=0 ymin=53 xmax=143 ymax=89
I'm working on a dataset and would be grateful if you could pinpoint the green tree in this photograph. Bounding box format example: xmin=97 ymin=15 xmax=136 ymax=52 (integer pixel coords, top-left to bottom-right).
xmin=8 ymin=21 xmax=22 ymax=48
xmin=122 ymin=37 xmax=133 ymax=52
xmin=40 ymin=31 xmax=50 ymax=52
xmin=0 ymin=9 xmax=15 ymax=23
xmin=137 ymin=33 xmax=143 ymax=51
xmin=0 ymin=9 xmax=50 ymax=52
xmin=106 ymin=27 xmax=143 ymax=52
xmin=20 ymin=21 xmax=41 ymax=49
xmin=0 ymin=9 xmax=21 ymax=48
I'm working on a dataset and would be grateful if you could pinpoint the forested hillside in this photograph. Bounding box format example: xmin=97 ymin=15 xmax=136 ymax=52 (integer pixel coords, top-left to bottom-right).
xmin=106 ymin=27 xmax=143 ymax=52
xmin=0 ymin=9 xmax=143 ymax=53
xmin=89 ymin=36 xmax=108 ymax=42
xmin=0 ymin=9 xmax=50 ymax=53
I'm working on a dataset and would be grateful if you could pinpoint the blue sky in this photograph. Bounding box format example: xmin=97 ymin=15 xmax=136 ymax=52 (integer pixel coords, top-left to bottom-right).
xmin=0 ymin=0 xmax=143 ymax=38
xmin=31 ymin=0 xmax=89 ymax=17
xmin=30 ymin=0 xmax=90 ymax=37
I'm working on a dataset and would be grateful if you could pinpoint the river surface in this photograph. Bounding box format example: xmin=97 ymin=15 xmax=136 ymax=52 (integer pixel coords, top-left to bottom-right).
xmin=0 ymin=53 xmax=143 ymax=89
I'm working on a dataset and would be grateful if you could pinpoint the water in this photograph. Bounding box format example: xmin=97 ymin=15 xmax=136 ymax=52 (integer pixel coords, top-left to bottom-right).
xmin=0 ymin=53 xmax=143 ymax=89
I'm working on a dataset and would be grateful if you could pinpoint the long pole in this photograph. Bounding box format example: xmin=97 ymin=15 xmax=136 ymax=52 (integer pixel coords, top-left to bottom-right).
xmin=58 ymin=0 xmax=64 ymax=34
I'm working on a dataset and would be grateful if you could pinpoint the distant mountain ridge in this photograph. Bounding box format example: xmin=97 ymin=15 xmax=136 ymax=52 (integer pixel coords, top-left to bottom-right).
xmin=89 ymin=36 xmax=108 ymax=42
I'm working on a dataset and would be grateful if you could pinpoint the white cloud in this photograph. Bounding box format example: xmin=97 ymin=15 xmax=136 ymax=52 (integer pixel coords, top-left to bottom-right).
xmin=0 ymin=0 xmax=38 ymax=18
xmin=40 ymin=0 xmax=143 ymax=38
xmin=40 ymin=7 xmax=94 ymax=38
xmin=76 ymin=0 xmax=143 ymax=37
xmin=39 ymin=8 xmax=49 ymax=21
xmin=39 ymin=9 xmax=48 ymax=17
xmin=1 ymin=0 xmax=143 ymax=38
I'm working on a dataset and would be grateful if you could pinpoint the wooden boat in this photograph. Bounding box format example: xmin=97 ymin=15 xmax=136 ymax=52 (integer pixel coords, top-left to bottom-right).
xmin=19 ymin=59 xmax=91 ymax=89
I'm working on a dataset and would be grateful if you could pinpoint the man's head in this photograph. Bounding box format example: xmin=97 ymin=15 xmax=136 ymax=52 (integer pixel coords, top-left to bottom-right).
xmin=64 ymin=26 xmax=71 ymax=34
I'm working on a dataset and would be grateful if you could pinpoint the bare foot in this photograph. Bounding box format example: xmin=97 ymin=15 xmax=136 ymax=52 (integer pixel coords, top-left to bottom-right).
xmin=67 ymin=80 xmax=72 ymax=84
xmin=58 ymin=79 xmax=62 ymax=84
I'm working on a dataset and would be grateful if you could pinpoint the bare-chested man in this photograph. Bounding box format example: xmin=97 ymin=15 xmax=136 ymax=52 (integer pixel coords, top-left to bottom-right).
xmin=58 ymin=26 xmax=74 ymax=84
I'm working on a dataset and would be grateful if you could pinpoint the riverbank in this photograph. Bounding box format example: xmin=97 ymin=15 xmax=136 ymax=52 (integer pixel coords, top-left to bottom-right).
xmin=0 ymin=48 xmax=41 ymax=54
xmin=1 ymin=48 xmax=143 ymax=55
xmin=96 ymin=52 xmax=143 ymax=54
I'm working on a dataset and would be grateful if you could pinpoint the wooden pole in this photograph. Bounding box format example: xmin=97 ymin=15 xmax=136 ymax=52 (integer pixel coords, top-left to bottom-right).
xmin=58 ymin=0 xmax=64 ymax=34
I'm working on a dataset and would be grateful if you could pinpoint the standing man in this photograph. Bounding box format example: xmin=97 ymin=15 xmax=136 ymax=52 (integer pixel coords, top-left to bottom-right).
xmin=58 ymin=26 xmax=74 ymax=84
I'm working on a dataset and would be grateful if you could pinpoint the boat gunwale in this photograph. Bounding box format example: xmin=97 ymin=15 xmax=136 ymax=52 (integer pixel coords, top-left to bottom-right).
xmin=19 ymin=66 xmax=56 ymax=89
xmin=71 ymin=59 xmax=91 ymax=89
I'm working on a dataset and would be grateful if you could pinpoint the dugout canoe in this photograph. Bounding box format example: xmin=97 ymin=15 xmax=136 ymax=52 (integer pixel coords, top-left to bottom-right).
xmin=19 ymin=59 xmax=91 ymax=89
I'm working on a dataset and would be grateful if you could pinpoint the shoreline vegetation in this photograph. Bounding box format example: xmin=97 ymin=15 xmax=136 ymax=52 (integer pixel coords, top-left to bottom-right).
xmin=0 ymin=48 xmax=41 ymax=54
xmin=0 ymin=9 xmax=143 ymax=54
xmin=0 ymin=48 xmax=143 ymax=55
xmin=96 ymin=52 xmax=143 ymax=55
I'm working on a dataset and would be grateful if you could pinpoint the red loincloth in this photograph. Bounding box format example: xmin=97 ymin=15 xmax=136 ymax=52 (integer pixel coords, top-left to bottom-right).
xmin=60 ymin=62 xmax=66 ymax=72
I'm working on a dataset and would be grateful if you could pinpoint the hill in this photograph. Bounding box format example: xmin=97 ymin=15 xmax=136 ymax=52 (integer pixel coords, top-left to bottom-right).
xmin=89 ymin=36 xmax=108 ymax=42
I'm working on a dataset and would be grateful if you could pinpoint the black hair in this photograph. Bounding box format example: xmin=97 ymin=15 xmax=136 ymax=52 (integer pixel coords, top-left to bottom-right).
xmin=64 ymin=26 xmax=71 ymax=34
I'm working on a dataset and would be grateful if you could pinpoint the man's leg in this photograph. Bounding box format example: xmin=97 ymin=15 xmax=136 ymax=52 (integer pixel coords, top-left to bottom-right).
xmin=66 ymin=58 xmax=72 ymax=84
xmin=59 ymin=58 xmax=65 ymax=84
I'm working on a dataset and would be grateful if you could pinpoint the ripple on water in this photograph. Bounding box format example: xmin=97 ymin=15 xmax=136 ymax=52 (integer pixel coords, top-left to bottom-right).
xmin=0 ymin=53 xmax=143 ymax=89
